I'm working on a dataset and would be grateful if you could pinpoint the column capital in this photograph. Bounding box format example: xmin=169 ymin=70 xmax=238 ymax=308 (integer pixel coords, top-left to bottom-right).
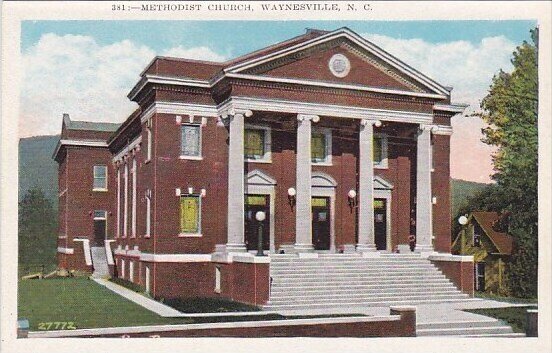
xmin=297 ymin=114 xmax=319 ymax=122
xmin=360 ymin=119 xmax=382 ymax=127
xmin=419 ymin=124 xmax=437 ymax=133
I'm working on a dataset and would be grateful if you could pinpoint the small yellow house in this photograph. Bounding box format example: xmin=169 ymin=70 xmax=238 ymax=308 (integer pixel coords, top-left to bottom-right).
xmin=452 ymin=211 xmax=514 ymax=295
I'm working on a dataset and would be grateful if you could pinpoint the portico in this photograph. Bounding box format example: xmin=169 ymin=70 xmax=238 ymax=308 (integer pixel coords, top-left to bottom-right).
xmin=220 ymin=100 xmax=441 ymax=254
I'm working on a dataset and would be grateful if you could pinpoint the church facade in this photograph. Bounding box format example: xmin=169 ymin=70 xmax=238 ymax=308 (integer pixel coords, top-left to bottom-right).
xmin=54 ymin=27 xmax=470 ymax=304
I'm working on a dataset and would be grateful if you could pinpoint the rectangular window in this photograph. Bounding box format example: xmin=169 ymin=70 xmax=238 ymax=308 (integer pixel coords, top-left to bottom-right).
xmin=215 ymin=266 xmax=221 ymax=294
xmin=475 ymin=262 xmax=486 ymax=291
xmin=146 ymin=119 xmax=152 ymax=162
xmin=311 ymin=133 xmax=326 ymax=162
xmin=244 ymin=128 xmax=265 ymax=159
xmin=129 ymin=261 xmax=134 ymax=282
xmin=93 ymin=165 xmax=107 ymax=190
xmin=373 ymin=135 xmax=388 ymax=168
xmin=180 ymin=124 xmax=201 ymax=157
xmin=145 ymin=189 xmax=151 ymax=237
xmin=311 ymin=129 xmax=332 ymax=164
xmin=180 ymin=195 xmax=200 ymax=234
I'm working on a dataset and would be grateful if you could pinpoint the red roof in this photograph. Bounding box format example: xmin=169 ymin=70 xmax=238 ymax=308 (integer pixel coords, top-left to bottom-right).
xmin=472 ymin=211 xmax=514 ymax=255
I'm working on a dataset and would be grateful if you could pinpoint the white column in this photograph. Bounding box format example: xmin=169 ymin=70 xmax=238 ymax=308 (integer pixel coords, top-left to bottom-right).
xmin=415 ymin=125 xmax=434 ymax=252
xmin=357 ymin=119 xmax=378 ymax=252
xmin=294 ymin=114 xmax=317 ymax=252
xmin=225 ymin=112 xmax=247 ymax=252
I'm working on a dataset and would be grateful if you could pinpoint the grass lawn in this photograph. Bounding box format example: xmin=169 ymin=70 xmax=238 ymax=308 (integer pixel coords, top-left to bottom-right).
xmin=464 ymin=306 xmax=538 ymax=333
xmin=18 ymin=277 xmax=191 ymax=330
xmin=19 ymin=277 xmax=365 ymax=330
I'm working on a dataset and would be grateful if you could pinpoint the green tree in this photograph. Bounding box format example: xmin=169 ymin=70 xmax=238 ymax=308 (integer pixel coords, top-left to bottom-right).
xmin=473 ymin=28 xmax=538 ymax=298
xmin=18 ymin=187 xmax=58 ymax=270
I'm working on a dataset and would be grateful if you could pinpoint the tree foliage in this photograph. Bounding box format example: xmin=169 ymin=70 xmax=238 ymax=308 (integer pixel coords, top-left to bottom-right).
xmin=469 ymin=28 xmax=538 ymax=298
xmin=18 ymin=187 xmax=58 ymax=268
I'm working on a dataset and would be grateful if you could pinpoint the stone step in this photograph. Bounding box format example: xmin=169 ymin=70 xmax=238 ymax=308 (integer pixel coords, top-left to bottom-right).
xmin=270 ymin=291 xmax=464 ymax=300
xmin=271 ymin=273 xmax=448 ymax=280
xmin=271 ymin=282 xmax=457 ymax=291
xmin=460 ymin=333 xmax=526 ymax=338
xmin=270 ymin=286 xmax=460 ymax=296
xmin=267 ymin=293 xmax=469 ymax=304
xmin=270 ymin=263 xmax=437 ymax=269
xmin=270 ymin=269 xmax=442 ymax=276
xmin=263 ymin=298 xmax=477 ymax=310
xmin=417 ymin=325 xmax=514 ymax=337
xmin=271 ymin=257 xmax=428 ymax=263
xmin=271 ymin=277 xmax=453 ymax=286
xmin=417 ymin=319 xmax=502 ymax=330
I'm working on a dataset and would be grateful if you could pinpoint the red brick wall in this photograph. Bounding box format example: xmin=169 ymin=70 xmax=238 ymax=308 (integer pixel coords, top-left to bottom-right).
xmin=72 ymin=314 xmax=415 ymax=338
xmin=217 ymin=261 xmax=270 ymax=306
xmin=431 ymin=259 xmax=474 ymax=296
xmin=432 ymin=134 xmax=452 ymax=252
xmin=57 ymin=146 xmax=115 ymax=270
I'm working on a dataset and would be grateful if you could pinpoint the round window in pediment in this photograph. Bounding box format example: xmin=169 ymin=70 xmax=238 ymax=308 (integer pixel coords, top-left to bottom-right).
xmin=329 ymin=53 xmax=351 ymax=78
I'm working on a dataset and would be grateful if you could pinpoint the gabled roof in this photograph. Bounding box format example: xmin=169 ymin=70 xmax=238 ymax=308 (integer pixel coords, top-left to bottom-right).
xmin=223 ymin=27 xmax=450 ymax=96
xmin=472 ymin=211 xmax=514 ymax=255
xmin=129 ymin=27 xmax=453 ymax=100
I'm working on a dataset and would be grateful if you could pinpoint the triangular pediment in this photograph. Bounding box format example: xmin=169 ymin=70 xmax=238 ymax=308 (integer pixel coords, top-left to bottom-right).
xmin=227 ymin=28 xmax=448 ymax=96
xmin=374 ymin=176 xmax=393 ymax=190
xmin=247 ymin=169 xmax=276 ymax=186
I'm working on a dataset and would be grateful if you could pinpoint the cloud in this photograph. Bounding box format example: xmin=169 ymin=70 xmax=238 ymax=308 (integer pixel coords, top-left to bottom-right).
xmin=363 ymin=34 xmax=517 ymax=182
xmin=20 ymin=33 xmax=225 ymax=138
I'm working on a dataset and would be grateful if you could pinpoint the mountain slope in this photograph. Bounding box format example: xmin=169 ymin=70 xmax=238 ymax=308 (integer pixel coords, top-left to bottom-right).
xmin=18 ymin=135 xmax=59 ymax=208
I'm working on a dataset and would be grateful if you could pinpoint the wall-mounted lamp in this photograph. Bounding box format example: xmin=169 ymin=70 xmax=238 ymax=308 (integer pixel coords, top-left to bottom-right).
xmin=432 ymin=196 xmax=438 ymax=205
xmin=287 ymin=187 xmax=296 ymax=207
xmin=200 ymin=188 xmax=207 ymax=198
xmin=175 ymin=188 xmax=181 ymax=197
xmin=347 ymin=189 xmax=357 ymax=208
xmin=187 ymin=186 xmax=194 ymax=195
xmin=175 ymin=115 xmax=182 ymax=125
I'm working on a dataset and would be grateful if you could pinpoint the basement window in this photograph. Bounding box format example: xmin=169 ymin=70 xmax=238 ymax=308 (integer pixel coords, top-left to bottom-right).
xmin=215 ymin=266 xmax=221 ymax=294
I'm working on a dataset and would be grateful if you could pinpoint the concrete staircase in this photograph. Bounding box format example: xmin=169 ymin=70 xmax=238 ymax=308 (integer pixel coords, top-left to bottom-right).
xmin=264 ymin=253 xmax=471 ymax=311
xmin=417 ymin=319 xmax=524 ymax=337
xmin=90 ymin=246 xmax=110 ymax=278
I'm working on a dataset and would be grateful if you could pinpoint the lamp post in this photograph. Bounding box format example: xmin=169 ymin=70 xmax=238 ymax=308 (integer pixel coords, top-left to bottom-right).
xmin=458 ymin=215 xmax=468 ymax=254
xmin=255 ymin=211 xmax=266 ymax=256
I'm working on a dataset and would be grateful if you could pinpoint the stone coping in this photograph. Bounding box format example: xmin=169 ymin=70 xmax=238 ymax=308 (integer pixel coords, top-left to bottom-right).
xmin=428 ymin=254 xmax=474 ymax=262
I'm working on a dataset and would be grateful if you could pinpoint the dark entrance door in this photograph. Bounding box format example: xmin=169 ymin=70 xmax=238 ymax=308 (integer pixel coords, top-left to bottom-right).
xmin=312 ymin=197 xmax=331 ymax=250
xmin=93 ymin=210 xmax=107 ymax=246
xmin=244 ymin=194 xmax=270 ymax=251
xmin=475 ymin=262 xmax=486 ymax=291
xmin=374 ymin=199 xmax=387 ymax=250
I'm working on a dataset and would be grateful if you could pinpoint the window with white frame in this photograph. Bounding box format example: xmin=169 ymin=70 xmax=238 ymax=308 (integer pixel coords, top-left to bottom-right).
xmin=180 ymin=195 xmax=201 ymax=235
xmin=311 ymin=129 xmax=332 ymax=164
xmin=244 ymin=126 xmax=271 ymax=162
xmin=145 ymin=189 xmax=151 ymax=237
xmin=146 ymin=120 xmax=152 ymax=162
xmin=373 ymin=135 xmax=388 ymax=168
xmin=180 ymin=124 xmax=201 ymax=158
xmin=93 ymin=165 xmax=107 ymax=190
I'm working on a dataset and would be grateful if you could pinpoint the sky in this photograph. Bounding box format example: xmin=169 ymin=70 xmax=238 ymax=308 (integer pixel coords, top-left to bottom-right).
xmin=20 ymin=20 xmax=536 ymax=183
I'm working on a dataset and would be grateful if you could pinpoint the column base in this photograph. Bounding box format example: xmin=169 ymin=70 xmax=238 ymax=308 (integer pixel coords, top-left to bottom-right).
xmin=293 ymin=243 xmax=314 ymax=252
xmin=414 ymin=245 xmax=435 ymax=258
xmin=216 ymin=243 xmax=247 ymax=253
xmin=356 ymin=244 xmax=377 ymax=252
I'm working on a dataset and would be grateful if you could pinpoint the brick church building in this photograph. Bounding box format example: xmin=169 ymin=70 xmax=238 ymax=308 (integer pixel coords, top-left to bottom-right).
xmin=54 ymin=27 xmax=473 ymax=308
